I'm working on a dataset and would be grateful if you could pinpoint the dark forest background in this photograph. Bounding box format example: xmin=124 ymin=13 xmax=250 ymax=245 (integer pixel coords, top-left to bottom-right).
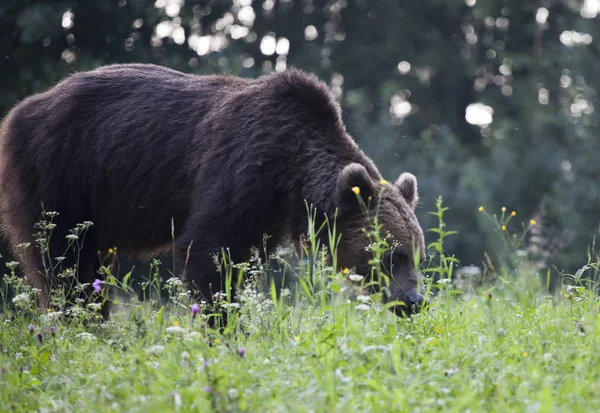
xmin=1 ymin=0 xmax=600 ymax=281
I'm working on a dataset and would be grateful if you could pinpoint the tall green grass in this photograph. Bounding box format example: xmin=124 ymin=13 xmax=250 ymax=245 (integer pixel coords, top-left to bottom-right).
xmin=0 ymin=199 xmax=598 ymax=412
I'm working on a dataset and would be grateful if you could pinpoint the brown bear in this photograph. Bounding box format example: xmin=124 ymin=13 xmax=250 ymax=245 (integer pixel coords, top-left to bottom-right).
xmin=0 ymin=64 xmax=426 ymax=317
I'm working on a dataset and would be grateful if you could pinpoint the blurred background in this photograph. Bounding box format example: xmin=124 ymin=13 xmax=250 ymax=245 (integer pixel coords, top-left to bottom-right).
xmin=1 ymin=0 xmax=599 ymax=282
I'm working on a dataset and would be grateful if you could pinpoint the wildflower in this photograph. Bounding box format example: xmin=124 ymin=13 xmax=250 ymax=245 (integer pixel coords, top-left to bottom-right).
xmin=6 ymin=261 xmax=19 ymax=271
xmin=145 ymin=345 xmax=166 ymax=355
xmin=166 ymin=326 xmax=185 ymax=334
xmin=92 ymin=279 xmax=103 ymax=293
xmin=66 ymin=234 xmax=79 ymax=241
xmin=351 ymin=186 xmax=360 ymax=195
xmin=501 ymin=225 xmax=506 ymax=231
xmin=501 ymin=206 xmax=506 ymax=212
xmin=203 ymin=386 xmax=211 ymax=393
xmin=237 ymin=347 xmax=246 ymax=357
xmin=356 ymin=304 xmax=370 ymax=311
xmin=37 ymin=333 xmax=44 ymax=344
xmin=294 ymin=336 xmax=300 ymax=342
xmin=108 ymin=248 xmax=114 ymax=254
xmin=28 ymin=324 xmax=34 ymax=334
xmin=172 ymin=392 xmax=182 ymax=409
xmin=172 ymin=320 xmax=180 ymax=326
xmin=478 ymin=206 xmax=484 ymax=212
xmin=511 ymin=211 xmax=516 ymax=216
xmin=380 ymin=179 xmax=388 ymax=185
xmin=12 ymin=293 xmax=31 ymax=308
xmin=343 ymin=267 xmax=349 ymax=275
xmin=522 ymin=352 xmax=528 ymax=357
xmin=50 ymin=326 xmax=56 ymax=337
xmin=75 ymin=332 xmax=97 ymax=341
xmin=166 ymin=277 xmax=183 ymax=287
xmin=214 ymin=338 xmax=220 ymax=345
xmin=356 ymin=295 xmax=371 ymax=303
xmin=530 ymin=219 xmax=536 ymax=226
xmin=348 ymin=273 xmax=364 ymax=282
xmin=191 ymin=303 xmax=200 ymax=319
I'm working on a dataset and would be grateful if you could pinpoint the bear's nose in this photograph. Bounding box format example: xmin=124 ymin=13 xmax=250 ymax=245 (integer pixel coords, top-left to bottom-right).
xmin=390 ymin=291 xmax=427 ymax=316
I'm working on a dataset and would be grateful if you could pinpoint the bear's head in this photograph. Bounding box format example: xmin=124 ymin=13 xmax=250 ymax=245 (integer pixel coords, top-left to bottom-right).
xmin=335 ymin=163 xmax=426 ymax=316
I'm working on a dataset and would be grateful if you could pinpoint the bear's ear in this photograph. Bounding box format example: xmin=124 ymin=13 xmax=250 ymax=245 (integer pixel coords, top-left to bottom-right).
xmin=337 ymin=163 xmax=376 ymax=210
xmin=396 ymin=172 xmax=419 ymax=210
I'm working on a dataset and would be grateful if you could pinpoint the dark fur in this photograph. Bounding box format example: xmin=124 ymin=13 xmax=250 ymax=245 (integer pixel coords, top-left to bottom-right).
xmin=0 ymin=64 xmax=425 ymax=315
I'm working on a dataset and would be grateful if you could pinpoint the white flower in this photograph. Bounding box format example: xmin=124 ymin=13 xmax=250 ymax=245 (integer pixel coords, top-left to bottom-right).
xmin=12 ymin=293 xmax=31 ymax=307
xmin=355 ymin=304 xmax=370 ymax=311
xmin=146 ymin=345 xmax=166 ymax=355
xmin=173 ymin=391 xmax=182 ymax=409
xmin=228 ymin=388 xmax=239 ymax=399
xmin=75 ymin=332 xmax=97 ymax=341
xmin=166 ymin=326 xmax=185 ymax=334
xmin=166 ymin=277 xmax=182 ymax=287
xmin=335 ymin=368 xmax=352 ymax=384
xmin=87 ymin=303 xmax=102 ymax=311
xmin=220 ymin=302 xmax=240 ymax=309
xmin=66 ymin=234 xmax=79 ymax=241
xmin=348 ymin=273 xmax=364 ymax=282
xmin=356 ymin=295 xmax=371 ymax=303
xmin=185 ymin=331 xmax=202 ymax=342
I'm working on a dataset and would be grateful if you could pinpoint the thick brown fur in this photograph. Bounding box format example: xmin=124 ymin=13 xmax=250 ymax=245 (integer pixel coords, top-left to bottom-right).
xmin=0 ymin=64 xmax=425 ymax=315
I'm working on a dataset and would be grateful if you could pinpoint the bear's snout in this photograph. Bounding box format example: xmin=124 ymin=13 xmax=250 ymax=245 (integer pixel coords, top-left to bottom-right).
xmin=389 ymin=287 xmax=427 ymax=316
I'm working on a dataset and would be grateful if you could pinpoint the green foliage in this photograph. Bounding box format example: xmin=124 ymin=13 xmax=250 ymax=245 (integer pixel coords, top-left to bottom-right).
xmin=1 ymin=201 xmax=599 ymax=412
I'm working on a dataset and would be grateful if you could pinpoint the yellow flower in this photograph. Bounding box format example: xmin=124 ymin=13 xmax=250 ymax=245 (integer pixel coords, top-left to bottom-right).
xmin=522 ymin=352 xmax=528 ymax=357
xmin=380 ymin=179 xmax=388 ymax=185
xmin=108 ymin=248 xmax=114 ymax=254
xmin=214 ymin=338 xmax=220 ymax=345
xmin=172 ymin=321 xmax=180 ymax=327
xmin=511 ymin=211 xmax=516 ymax=217
xmin=478 ymin=206 xmax=484 ymax=212
xmin=295 ymin=336 xmax=300 ymax=342
xmin=46 ymin=308 xmax=53 ymax=313
xmin=343 ymin=268 xmax=349 ymax=275
xmin=501 ymin=207 xmax=506 ymax=212
xmin=501 ymin=225 xmax=506 ymax=231
xmin=530 ymin=219 xmax=536 ymax=226
xmin=351 ymin=186 xmax=360 ymax=195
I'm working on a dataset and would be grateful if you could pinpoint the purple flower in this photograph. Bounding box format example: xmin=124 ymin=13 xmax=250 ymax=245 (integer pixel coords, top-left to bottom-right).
xmin=37 ymin=333 xmax=44 ymax=343
xmin=92 ymin=279 xmax=103 ymax=293
xmin=203 ymin=386 xmax=211 ymax=393
xmin=50 ymin=326 xmax=56 ymax=337
xmin=191 ymin=303 xmax=200 ymax=319
xmin=237 ymin=347 xmax=246 ymax=358
xmin=28 ymin=324 xmax=34 ymax=334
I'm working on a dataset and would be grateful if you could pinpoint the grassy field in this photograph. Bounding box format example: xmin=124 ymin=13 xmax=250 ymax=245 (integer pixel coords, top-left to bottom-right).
xmin=1 ymin=202 xmax=599 ymax=412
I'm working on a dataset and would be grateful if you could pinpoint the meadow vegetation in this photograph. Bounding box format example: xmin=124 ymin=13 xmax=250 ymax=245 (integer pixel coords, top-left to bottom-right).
xmin=0 ymin=198 xmax=599 ymax=412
